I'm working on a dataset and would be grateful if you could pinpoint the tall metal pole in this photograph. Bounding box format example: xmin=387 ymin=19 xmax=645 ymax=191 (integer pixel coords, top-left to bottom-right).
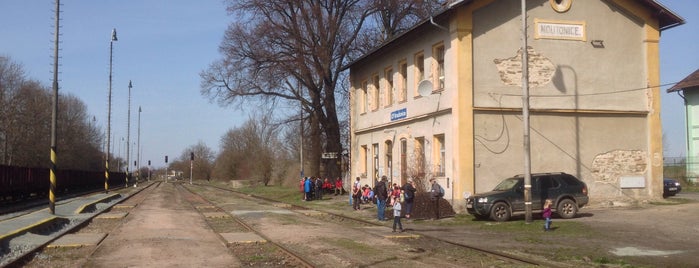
xmin=300 ymin=105 xmax=304 ymax=179
xmin=126 ymin=80 xmax=132 ymax=187
xmin=137 ymin=106 xmax=141 ymax=185
xmin=106 ymin=28 xmax=117 ymax=194
xmin=118 ymin=137 xmax=122 ymax=171
xmin=165 ymin=155 xmax=168 ymax=183
xmin=521 ymin=0 xmax=533 ymax=223
xmin=190 ymin=152 xmax=194 ymax=185
xmin=49 ymin=0 xmax=61 ymax=214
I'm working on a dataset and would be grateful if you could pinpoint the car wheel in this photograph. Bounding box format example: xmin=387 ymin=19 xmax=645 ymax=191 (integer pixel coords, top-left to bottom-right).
xmin=490 ymin=202 xmax=511 ymax=222
xmin=557 ymin=199 xmax=578 ymax=219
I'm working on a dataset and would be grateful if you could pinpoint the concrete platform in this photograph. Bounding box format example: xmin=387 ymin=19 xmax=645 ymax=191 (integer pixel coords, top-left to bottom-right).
xmin=220 ymin=232 xmax=266 ymax=244
xmin=272 ymin=203 xmax=292 ymax=208
xmin=195 ymin=205 xmax=216 ymax=210
xmin=112 ymin=204 xmax=135 ymax=210
xmin=74 ymin=193 xmax=122 ymax=214
xmin=203 ymin=212 xmax=230 ymax=219
xmin=383 ymin=232 xmax=421 ymax=239
xmin=298 ymin=210 xmax=326 ymax=216
xmin=47 ymin=233 xmax=106 ymax=248
xmin=0 ymin=192 xmax=123 ymax=244
xmin=95 ymin=212 xmax=129 ymax=219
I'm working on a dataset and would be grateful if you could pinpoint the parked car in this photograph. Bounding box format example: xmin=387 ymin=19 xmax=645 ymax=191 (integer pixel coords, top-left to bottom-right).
xmin=466 ymin=172 xmax=589 ymax=222
xmin=663 ymin=178 xmax=682 ymax=197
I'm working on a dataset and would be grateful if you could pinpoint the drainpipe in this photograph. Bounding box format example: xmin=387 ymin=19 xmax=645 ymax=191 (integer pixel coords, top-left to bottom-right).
xmin=430 ymin=16 xmax=449 ymax=32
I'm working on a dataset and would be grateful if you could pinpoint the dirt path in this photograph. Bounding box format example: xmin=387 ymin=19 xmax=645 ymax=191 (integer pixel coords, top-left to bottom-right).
xmin=82 ymin=183 xmax=240 ymax=267
xmin=18 ymin=182 xmax=699 ymax=267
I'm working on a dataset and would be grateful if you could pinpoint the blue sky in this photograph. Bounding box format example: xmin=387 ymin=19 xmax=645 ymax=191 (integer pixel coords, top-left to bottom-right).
xmin=0 ymin=0 xmax=239 ymax=168
xmin=658 ymin=1 xmax=699 ymax=159
xmin=0 ymin=1 xmax=696 ymax=169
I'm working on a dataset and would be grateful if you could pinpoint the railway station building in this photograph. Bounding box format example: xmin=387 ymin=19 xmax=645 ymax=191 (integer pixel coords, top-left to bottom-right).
xmin=347 ymin=0 xmax=683 ymax=212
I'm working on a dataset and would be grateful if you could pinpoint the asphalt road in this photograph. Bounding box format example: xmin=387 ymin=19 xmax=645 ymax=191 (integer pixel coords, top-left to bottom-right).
xmin=568 ymin=191 xmax=699 ymax=267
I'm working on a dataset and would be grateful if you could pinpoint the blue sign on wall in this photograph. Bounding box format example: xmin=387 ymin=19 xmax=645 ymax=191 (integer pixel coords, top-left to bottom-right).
xmin=391 ymin=108 xmax=407 ymax=121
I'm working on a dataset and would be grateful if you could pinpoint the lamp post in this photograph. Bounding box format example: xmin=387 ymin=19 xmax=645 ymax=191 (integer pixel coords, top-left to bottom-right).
xmin=118 ymin=137 xmax=123 ymax=172
xmin=126 ymin=80 xmax=132 ymax=187
xmin=105 ymin=28 xmax=117 ymax=194
xmin=190 ymin=152 xmax=194 ymax=185
xmin=49 ymin=0 xmax=61 ymax=214
xmin=137 ymin=106 xmax=141 ymax=185
xmin=520 ymin=0 xmax=533 ymax=223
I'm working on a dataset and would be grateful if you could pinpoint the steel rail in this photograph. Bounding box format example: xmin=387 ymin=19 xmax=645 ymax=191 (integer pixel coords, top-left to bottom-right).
xmin=176 ymin=183 xmax=315 ymax=268
xmin=192 ymin=183 xmax=552 ymax=267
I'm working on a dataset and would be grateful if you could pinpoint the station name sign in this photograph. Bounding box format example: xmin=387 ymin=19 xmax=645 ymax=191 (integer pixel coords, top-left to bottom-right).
xmin=390 ymin=108 xmax=407 ymax=121
xmin=534 ymin=19 xmax=586 ymax=41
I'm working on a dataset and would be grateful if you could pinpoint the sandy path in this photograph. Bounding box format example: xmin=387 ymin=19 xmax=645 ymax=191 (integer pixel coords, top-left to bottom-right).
xmin=83 ymin=183 xmax=240 ymax=267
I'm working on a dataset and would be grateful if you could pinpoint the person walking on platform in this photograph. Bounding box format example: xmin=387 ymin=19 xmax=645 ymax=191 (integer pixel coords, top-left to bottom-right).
xmin=352 ymin=185 xmax=361 ymax=210
xmin=391 ymin=195 xmax=403 ymax=232
xmin=315 ymin=177 xmax=323 ymax=200
xmin=402 ymin=178 xmax=417 ymax=219
xmin=429 ymin=178 xmax=445 ymax=219
xmin=375 ymin=176 xmax=389 ymax=221
xmin=304 ymin=177 xmax=312 ymax=201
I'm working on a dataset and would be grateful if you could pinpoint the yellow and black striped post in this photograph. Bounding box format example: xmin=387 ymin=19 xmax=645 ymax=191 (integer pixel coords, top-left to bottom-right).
xmin=48 ymin=0 xmax=61 ymax=215
xmin=105 ymin=161 xmax=109 ymax=194
xmin=105 ymin=28 xmax=118 ymax=193
xmin=50 ymin=148 xmax=57 ymax=214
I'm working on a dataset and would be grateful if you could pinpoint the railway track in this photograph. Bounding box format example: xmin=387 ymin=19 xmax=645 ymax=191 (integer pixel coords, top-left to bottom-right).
xmin=174 ymin=183 xmax=315 ymax=267
xmin=6 ymin=181 xmax=564 ymax=267
xmin=185 ymin=182 xmax=552 ymax=267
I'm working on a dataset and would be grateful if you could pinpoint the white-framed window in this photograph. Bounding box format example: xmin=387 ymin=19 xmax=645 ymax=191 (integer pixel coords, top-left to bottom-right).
xmin=372 ymin=74 xmax=380 ymax=111
xmin=398 ymin=60 xmax=408 ymax=102
xmin=433 ymin=134 xmax=445 ymax=177
xmin=359 ymin=80 xmax=368 ymax=114
xmin=384 ymin=67 xmax=393 ymax=107
xmin=414 ymin=52 xmax=424 ymax=98
xmin=433 ymin=43 xmax=445 ymax=90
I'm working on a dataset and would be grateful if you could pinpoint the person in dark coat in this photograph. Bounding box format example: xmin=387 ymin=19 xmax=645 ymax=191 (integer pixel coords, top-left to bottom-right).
xmin=375 ymin=176 xmax=389 ymax=221
xmin=402 ymin=178 xmax=417 ymax=219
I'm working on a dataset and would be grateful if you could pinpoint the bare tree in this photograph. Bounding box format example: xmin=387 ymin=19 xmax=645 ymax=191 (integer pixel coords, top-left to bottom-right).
xmin=201 ymin=0 xmax=374 ymax=179
xmin=213 ymin=112 xmax=292 ymax=186
xmin=406 ymin=144 xmax=432 ymax=192
xmin=370 ymin=0 xmax=444 ymax=42
xmin=57 ymin=94 xmax=103 ymax=170
xmin=175 ymin=141 xmax=216 ymax=181
xmin=0 ymin=56 xmax=104 ymax=170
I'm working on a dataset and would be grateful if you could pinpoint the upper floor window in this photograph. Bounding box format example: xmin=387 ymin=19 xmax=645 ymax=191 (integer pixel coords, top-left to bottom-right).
xmin=414 ymin=52 xmax=424 ymax=97
xmin=360 ymin=80 xmax=368 ymax=114
xmin=372 ymin=74 xmax=380 ymax=111
xmin=384 ymin=67 xmax=393 ymax=107
xmin=398 ymin=60 xmax=408 ymax=102
xmin=433 ymin=44 xmax=445 ymax=90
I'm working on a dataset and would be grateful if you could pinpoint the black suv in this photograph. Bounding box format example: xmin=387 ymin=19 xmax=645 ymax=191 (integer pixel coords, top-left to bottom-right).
xmin=466 ymin=172 xmax=589 ymax=221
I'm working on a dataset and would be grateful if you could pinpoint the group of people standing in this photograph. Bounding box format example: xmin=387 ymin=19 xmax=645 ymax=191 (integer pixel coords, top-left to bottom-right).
xmin=301 ymin=174 xmax=446 ymax=232
xmin=351 ymin=175 xmax=446 ymax=232
xmin=351 ymin=175 xmax=425 ymax=232
xmin=300 ymin=176 xmax=345 ymax=201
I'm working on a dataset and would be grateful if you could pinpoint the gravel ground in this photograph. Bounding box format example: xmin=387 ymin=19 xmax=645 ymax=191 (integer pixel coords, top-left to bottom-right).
xmin=13 ymin=182 xmax=699 ymax=267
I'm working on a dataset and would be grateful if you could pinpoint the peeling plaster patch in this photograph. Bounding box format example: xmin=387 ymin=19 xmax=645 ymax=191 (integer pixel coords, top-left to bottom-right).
xmin=612 ymin=247 xmax=684 ymax=257
xmin=591 ymin=150 xmax=647 ymax=182
xmin=493 ymin=46 xmax=555 ymax=88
